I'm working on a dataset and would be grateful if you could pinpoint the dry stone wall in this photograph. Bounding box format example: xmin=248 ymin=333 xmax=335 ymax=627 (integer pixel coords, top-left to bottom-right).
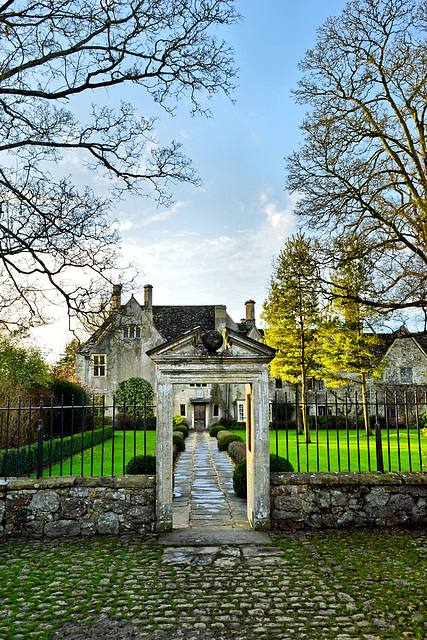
xmin=0 ymin=475 xmax=155 ymax=538
xmin=271 ymin=471 xmax=427 ymax=530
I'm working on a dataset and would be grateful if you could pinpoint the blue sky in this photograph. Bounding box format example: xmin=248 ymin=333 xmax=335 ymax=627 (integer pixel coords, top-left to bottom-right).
xmin=35 ymin=0 xmax=348 ymax=358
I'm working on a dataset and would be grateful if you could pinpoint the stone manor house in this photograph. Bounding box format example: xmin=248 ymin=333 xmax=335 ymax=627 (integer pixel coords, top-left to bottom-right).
xmin=76 ymin=285 xmax=427 ymax=427
xmin=76 ymin=284 xmax=272 ymax=428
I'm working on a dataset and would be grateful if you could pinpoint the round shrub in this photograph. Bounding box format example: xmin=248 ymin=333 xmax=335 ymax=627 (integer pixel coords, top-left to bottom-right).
xmin=173 ymin=423 xmax=189 ymax=438
xmin=125 ymin=454 xmax=156 ymax=474
xmin=209 ymin=424 xmax=224 ymax=438
xmin=173 ymin=433 xmax=185 ymax=452
xmin=233 ymin=454 xmax=294 ymax=498
xmin=217 ymin=433 xmax=244 ymax=452
xmin=216 ymin=429 xmax=231 ymax=440
xmin=173 ymin=414 xmax=188 ymax=428
xmin=173 ymin=430 xmax=184 ymax=441
xmin=233 ymin=458 xmax=247 ymax=498
xmin=269 ymin=453 xmax=294 ymax=473
xmin=228 ymin=440 xmax=246 ymax=464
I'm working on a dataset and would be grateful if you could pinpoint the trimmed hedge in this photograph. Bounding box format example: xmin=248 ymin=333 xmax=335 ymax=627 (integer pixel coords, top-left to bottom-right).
xmin=216 ymin=430 xmax=231 ymax=440
xmin=217 ymin=433 xmax=244 ymax=452
xmin=173 ymin=433 xmax=185 ymax=452
xmin=228 ymin=441 xmax=246 ymax=464
xmin=209 ymin=424 xmax=224 ymax=438
xmin=233 ymin=454 xmax=294 ymax=498
xmin=173 ymin=424 xmax=189 ymax=438
xmin=125 ymin=454 xmax=156 ymax=474
xmin=0 ymin=426 xmax=114 ymax=478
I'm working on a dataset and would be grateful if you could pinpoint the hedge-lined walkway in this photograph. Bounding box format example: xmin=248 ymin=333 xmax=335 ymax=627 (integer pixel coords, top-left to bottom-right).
xmin=173 ymin=431 xmax=248 ymax=529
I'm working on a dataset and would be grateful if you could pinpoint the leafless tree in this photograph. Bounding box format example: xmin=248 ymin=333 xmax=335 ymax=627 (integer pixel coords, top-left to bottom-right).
xmin=0 ymin=0 xmax=238 ymax=329
xmin=287 ymin=0 xmax=427 ymax=320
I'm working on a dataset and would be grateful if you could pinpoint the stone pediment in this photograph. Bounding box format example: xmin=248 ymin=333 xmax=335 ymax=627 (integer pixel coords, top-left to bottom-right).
xmin=146 ymin=326 xmax=275 ymax=364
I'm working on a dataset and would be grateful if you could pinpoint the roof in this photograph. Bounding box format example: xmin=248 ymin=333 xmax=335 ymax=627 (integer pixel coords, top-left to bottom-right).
xmin=77 ymin=302 xmax=218 ymax=354
xmin=371 ymin=328 xmax=427 ymax=359
xmin=152 ymin=305 xmax=216 ymax=342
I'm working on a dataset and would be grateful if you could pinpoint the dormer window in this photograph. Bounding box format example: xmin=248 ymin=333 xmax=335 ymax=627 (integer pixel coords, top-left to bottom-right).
xmin=123 ymin=326 xmax=141 ymax=339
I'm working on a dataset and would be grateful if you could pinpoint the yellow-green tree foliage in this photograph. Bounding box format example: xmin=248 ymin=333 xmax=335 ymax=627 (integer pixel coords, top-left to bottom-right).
xmin=319 ymin=249 xmax=385 ymax=435
xmin=262 ymin=233 xmax=322 ymax=442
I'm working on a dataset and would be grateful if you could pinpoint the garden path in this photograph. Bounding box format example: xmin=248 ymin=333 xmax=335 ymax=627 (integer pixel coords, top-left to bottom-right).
xmin=172 ymin=431 xmax=249 ymax=529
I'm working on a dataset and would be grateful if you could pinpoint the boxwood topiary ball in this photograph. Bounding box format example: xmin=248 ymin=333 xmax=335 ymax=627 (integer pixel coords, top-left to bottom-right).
xmin=173 ymin=433 xmax=185 ymax=452
xmin=125 ymin=454 xmax=156 ymax=474
xmin=217 ymin=433 xmax=244 ymax=452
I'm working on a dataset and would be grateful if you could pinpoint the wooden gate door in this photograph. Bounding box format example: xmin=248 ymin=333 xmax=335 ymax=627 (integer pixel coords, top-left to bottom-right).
xmin=193 ymin=404 xmax=206 ymax=430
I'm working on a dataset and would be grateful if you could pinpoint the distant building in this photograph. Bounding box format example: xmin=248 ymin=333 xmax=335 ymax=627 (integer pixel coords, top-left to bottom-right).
xmin=76 ymin=284 xmax=273 ymax=428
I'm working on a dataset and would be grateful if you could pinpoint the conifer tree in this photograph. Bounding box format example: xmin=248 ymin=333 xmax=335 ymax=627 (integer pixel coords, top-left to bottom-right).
xmin=319 ymin=246 xmax=384 ymax=436
xmin=262 ymin=233 xmax=322 ymax=443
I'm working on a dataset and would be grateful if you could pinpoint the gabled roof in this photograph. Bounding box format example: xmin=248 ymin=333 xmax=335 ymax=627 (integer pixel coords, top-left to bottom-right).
xmin=371 ymin=327 xmax=427 ymax=359
xmin=152 ymin=305 xmax=216 ymax=342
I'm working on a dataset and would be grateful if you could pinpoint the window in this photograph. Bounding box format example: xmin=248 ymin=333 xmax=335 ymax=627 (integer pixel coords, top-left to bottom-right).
xmin=213 ymin=404 xmax=219 ymax=417
xmin=400 ymin=367 xmax=413 ymax=384
xmin=180 ymin=404 xmax=186 ymax=417
xmin=123 ymin=326 xmax=141 ymax=339
xmin=93 ymin=355 xmax=106 ymax=377
xmin=309 ymin=378 xmax=324 ymax=391
xmin=189 ymin=383 xmax=207 ymax=388
xmin=237 ymin=401 xmax=246 ymax=422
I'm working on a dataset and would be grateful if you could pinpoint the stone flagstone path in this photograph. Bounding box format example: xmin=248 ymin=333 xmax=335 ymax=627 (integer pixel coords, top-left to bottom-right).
xmin=172 ymin=431 xmax=248 ymax=529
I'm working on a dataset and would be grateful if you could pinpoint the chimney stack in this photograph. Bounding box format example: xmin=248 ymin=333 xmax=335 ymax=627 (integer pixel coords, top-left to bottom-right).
xmin=245 ymin=299 xmax=256 ymax=329
xmin=144 ymin=284 xmax=153 ymax=311
xmin=112 ymin=284 xmax=122 ymax=309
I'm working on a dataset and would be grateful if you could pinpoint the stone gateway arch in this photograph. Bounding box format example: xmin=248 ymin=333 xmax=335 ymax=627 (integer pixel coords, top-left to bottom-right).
xmin=147 ymin=327 xmax=275 ymax=532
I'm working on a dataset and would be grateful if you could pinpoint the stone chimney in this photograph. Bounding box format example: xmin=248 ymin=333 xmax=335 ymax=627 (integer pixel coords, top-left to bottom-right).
xmin=112 ymin=284 xmax=122 ymax=309
xmin=245 ymin=299 xmax=256 ymax=329
xmin=144 ymin=284 xmax=153 ymax=311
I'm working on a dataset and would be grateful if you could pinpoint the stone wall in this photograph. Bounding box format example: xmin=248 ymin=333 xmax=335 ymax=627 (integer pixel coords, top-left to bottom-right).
xmin=271 ymin=472 xmax=427 ymax=530
xmin=0 ymin=475 xmax=155 ymax=539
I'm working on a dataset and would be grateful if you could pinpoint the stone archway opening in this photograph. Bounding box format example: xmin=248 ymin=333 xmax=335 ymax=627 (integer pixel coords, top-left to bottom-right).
xmin=147 ymin=327 xmax=275 ymax=533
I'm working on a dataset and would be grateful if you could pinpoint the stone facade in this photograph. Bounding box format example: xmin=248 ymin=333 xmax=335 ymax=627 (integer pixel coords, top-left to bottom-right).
xmin=0 ymin=475 xmax=155 ymax=538
xmin=76 ymin=285 xmax=270 ymax=428
xmin=271 ymin=471 xmax=427 ymax=530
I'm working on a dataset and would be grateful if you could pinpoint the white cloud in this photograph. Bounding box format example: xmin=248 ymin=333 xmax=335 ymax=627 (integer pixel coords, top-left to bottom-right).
xmin=121 ymin=193 xmax=297 ymax=324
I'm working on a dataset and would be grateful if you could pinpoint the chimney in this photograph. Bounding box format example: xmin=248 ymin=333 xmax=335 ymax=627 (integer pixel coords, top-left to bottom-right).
xmin=144 ymin=284 xmax=153 ymax=311
xmin=245 ymin=299 xmax=256 ymax=329
xmin=112 ymin=284 xmax=122 ymax=309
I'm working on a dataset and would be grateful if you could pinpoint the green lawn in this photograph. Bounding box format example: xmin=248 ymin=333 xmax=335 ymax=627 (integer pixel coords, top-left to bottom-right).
xmin=39 ymin=431 xmax=156 ymax=477
xmin=233 ymin=429 xmax=426 ymax=473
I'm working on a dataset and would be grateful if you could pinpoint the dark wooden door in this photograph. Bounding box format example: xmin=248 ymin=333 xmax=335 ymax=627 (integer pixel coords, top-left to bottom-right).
xmin=194 ymin=404 xmax=206 ymax=430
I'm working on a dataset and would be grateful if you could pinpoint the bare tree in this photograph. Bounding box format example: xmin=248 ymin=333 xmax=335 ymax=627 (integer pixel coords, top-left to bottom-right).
xmin=287 ymin=0 xmax=427 ymax=319
xmin=0 ymin=0 xmax=238 ymax=329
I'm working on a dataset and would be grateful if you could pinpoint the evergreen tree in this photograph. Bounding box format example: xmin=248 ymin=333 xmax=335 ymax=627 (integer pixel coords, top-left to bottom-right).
xmin=262 ymin=233 xmax=322 ymax=443
xmin=319 ymin=246 xmax=385 ymax=436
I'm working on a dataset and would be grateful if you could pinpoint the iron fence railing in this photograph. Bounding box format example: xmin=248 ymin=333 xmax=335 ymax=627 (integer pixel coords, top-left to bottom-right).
xmin=271 ymin=390 xmax=427 ymax=473
xmin=0 ymin=395 xmax=156 ymax=479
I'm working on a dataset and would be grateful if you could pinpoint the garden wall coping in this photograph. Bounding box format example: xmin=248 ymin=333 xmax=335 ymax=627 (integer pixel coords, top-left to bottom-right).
xmin=270 ymin=471 xmax=426 ymax=486
xmin=3 ymin=475 xmax=155 ymax=491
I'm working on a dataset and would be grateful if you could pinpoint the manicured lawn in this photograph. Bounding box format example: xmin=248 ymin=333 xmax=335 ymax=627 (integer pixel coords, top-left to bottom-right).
xmin=40 ymin=431 xmax=156 ymax=477
xmin=232 ymin=429 xmax=426 ymax=473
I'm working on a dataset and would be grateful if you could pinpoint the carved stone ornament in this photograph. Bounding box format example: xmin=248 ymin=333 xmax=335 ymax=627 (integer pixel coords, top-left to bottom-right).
xmin=201 ymin=330 xmax=223 ymax=353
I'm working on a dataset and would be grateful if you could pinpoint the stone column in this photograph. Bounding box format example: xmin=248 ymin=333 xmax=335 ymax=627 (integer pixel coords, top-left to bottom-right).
xmin=250 ymin=369 xmax=271 ymax=530
xmin=156 ymin=379 xmax=173 ymax=532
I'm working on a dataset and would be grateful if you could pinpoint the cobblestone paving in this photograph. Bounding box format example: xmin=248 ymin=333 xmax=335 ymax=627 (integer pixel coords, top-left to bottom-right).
xmin=0 ymin=529 xmax=426 ymax=640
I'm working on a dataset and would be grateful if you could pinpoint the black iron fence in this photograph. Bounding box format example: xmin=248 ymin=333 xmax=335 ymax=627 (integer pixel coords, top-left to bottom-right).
xmin=0 ymin=395 xmax=156 ymax=479
xmin=271 ymin=390 xmax=427 ymax=473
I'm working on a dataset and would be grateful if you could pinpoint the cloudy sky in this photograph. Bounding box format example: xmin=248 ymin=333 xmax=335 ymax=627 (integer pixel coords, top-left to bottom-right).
xmin=35 ymin=0 xmax=347 ymax=359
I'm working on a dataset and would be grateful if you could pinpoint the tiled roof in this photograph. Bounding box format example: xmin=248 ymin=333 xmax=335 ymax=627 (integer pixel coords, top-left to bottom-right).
xmin=152 ymin=306 xmax=216 ymax=342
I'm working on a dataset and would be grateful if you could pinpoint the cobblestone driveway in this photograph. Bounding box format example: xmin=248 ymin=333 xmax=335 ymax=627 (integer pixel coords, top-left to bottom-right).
xmin=0 ymin=528 xmax=426 ymax=640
